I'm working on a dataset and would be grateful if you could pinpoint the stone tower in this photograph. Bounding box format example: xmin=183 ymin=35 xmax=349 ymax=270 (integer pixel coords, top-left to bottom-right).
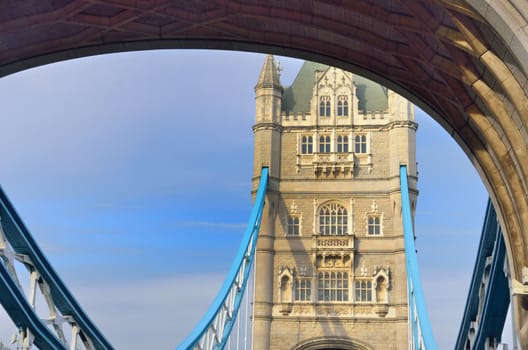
xmin=252 ymin=56 xmax=418 ymax=350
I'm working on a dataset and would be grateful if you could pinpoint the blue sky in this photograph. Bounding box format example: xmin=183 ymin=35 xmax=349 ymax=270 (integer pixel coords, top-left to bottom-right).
xmin=0 ymin=50 xmax=497 ymax=349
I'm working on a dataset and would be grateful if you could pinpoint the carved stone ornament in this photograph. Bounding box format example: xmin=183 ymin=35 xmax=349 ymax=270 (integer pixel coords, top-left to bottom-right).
xmin=360 ymin=262 xmax=368 ymax=277
xmin=370 ymin=200 xmax=379 ymax=213
xmin=278 ymin=265 xmax=294 ymax=282
xmin=292 ymin=305 xmax=312 ymax=315
xmin=299 ymin=264 xmax=309 ymax=276
xmin=290 ymin=200 xmax=298 ymax=214
xmin=316 ymin=254 xmax=352 ymax=268
xmin=354 ymin=305 xmax=372 ymax=315
xmin=374 ymin=304 xmax=389 ymax=318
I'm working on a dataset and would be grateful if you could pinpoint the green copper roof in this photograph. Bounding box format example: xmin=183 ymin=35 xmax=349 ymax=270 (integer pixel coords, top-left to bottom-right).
xmin=282 ymin=61 xmax=388 ymax=114
xmin=282 ymin=61 xmax=327 ymax=113
xmin=354 ymin=75 xmax=388 ymax=113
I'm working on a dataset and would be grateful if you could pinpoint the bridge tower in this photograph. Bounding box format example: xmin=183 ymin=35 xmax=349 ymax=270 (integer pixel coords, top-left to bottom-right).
xmin=252 ymin=56 xmax=418 ymax=350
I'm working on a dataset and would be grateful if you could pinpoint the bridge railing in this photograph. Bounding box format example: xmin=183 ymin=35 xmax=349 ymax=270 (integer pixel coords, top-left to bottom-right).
xmin=177 ymin=167 xmax=269 ymax=350
xmin=0 ymin=186 xmax=114 ymax=349
xmin=400 ymin=165 xmax=437 ymax=350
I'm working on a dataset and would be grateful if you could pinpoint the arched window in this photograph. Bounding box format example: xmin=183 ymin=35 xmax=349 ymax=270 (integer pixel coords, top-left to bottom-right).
xmin=319 ymin=203 xmax=348 ymax=235
xmin=319 ymin=96 xmax=331 ymax=117
xmin=355 ymin=280 xmax=372 ymax=302
xmin=301 ymin=136 xmax=313 ymax=154
xmin=355 ymin=134 xmax=367 ymax=153
xmin=317 ymin=271 xmax=348 ymax=302
xmin=319 ymin=135 xmax=331 ymax=153
xmin=337 ymin=135 xmax=349 ymax=153
xmin=337 ymin=96 xmax=349 ymax=116
xmin=319 ymin=101 xmax=325 ymax=116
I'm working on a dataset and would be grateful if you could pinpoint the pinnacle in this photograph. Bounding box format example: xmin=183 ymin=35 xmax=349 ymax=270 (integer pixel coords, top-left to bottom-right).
xmin=255 ymin=54 xmax=282 ymax=90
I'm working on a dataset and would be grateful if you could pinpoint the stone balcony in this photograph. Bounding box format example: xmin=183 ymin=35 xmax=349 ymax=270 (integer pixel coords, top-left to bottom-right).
xmin=312 ymin=235 xmax=355 ymax=269
xmin=315 ymin=235 xmax=354 ymax=249
xmin=312 ymin=152 xmax=354 ymax=176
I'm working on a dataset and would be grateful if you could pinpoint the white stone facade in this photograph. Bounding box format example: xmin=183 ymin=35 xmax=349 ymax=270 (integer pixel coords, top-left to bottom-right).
xmin=252 ymin=56 xmax=418 ymax=350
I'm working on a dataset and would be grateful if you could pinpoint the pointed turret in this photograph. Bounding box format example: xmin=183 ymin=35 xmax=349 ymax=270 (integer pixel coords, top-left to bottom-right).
xmin=254 ymin=55 xmax=283 ymax=124
xmin=253 ymin=55 xmax=282 ymax=178
xmin=252 ymin=54 xmax=283 ymax=350
xmin=255 ymin=55 xmax=282 ymax=90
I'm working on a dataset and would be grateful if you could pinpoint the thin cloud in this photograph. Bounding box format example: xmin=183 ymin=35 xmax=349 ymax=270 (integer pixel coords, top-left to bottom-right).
xmin=167 ymin=220 xmax=247 ymax=230
xmin=69 ymin=273 xmax=225 ymax=349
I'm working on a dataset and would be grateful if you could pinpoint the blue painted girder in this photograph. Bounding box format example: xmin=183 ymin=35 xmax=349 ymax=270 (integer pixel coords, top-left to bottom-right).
xmin=455 ymin=200 xmax=509 ymax=349
xmin=0 ymin=186 xmax=114 ymax=350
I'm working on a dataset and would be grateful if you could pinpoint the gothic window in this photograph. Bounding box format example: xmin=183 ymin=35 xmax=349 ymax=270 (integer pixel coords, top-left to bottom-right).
xmin=355 ymin=134 xmax=367 ymax=153
xmin=317 ymin=272 xmax=349 ymax=302
xmin=337 ymin=96 xmax=349 ymax=116
xmin=319 ymin=203 xmax=348 ymax=235
xmin=367 ymin=215 xmax=381 ymax=235
xmin=355 ymin=280 xmax=373 ymax=302
xmin=319 ymin=135 xmax=331 ymax=153
xmin=287 ymin=216 xmax=300 ymax=236
xmin=301 ymin=136 xmax=313 ymax=154
xmin=294 ymin=278 xmax=312 ymax=301
xmin=319 ymin=96 xmax=331 ymax=117
xmin=337 ymin=135 xmax=349 ymax=153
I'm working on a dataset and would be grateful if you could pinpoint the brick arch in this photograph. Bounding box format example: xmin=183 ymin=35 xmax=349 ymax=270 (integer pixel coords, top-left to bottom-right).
xmin=1 ymin=0 xmax=528 ymax=344
xmin=291 ymin=336 xmax=374 ymax=350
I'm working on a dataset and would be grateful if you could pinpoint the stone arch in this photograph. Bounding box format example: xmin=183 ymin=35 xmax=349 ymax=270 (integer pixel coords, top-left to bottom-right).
xmin=2 ymin=1 xmax=528 ymax=344
xmin=291 ymin=336 xmax=374 ymax=350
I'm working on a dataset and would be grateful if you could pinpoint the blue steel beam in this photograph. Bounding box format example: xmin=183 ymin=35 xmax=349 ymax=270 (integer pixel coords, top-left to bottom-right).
xmin=455 ymin=200 xmax=509 ymax=350
xmin=456 ymin=200 xmax=498 ymax=350
xmin=0 ymin=186 xmax=113 ymax=350
xmin=0 ymin=257 xmax=65 ymax=349
xmin=177 ymin=167 xmax=269 ymax=350
xmin=400 ymin=165 xmax=437 ymax=350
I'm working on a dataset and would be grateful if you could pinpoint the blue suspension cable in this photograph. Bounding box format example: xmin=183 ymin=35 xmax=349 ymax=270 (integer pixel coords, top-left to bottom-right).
xmin=177 ymin=167 xmax=269 ymax=350
xmin=400 ymin=165 xmax=437 ymax=350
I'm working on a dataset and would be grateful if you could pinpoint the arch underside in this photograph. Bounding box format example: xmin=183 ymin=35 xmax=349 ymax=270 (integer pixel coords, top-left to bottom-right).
xmin=1 ymin=0 xmax=528 ymax=345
